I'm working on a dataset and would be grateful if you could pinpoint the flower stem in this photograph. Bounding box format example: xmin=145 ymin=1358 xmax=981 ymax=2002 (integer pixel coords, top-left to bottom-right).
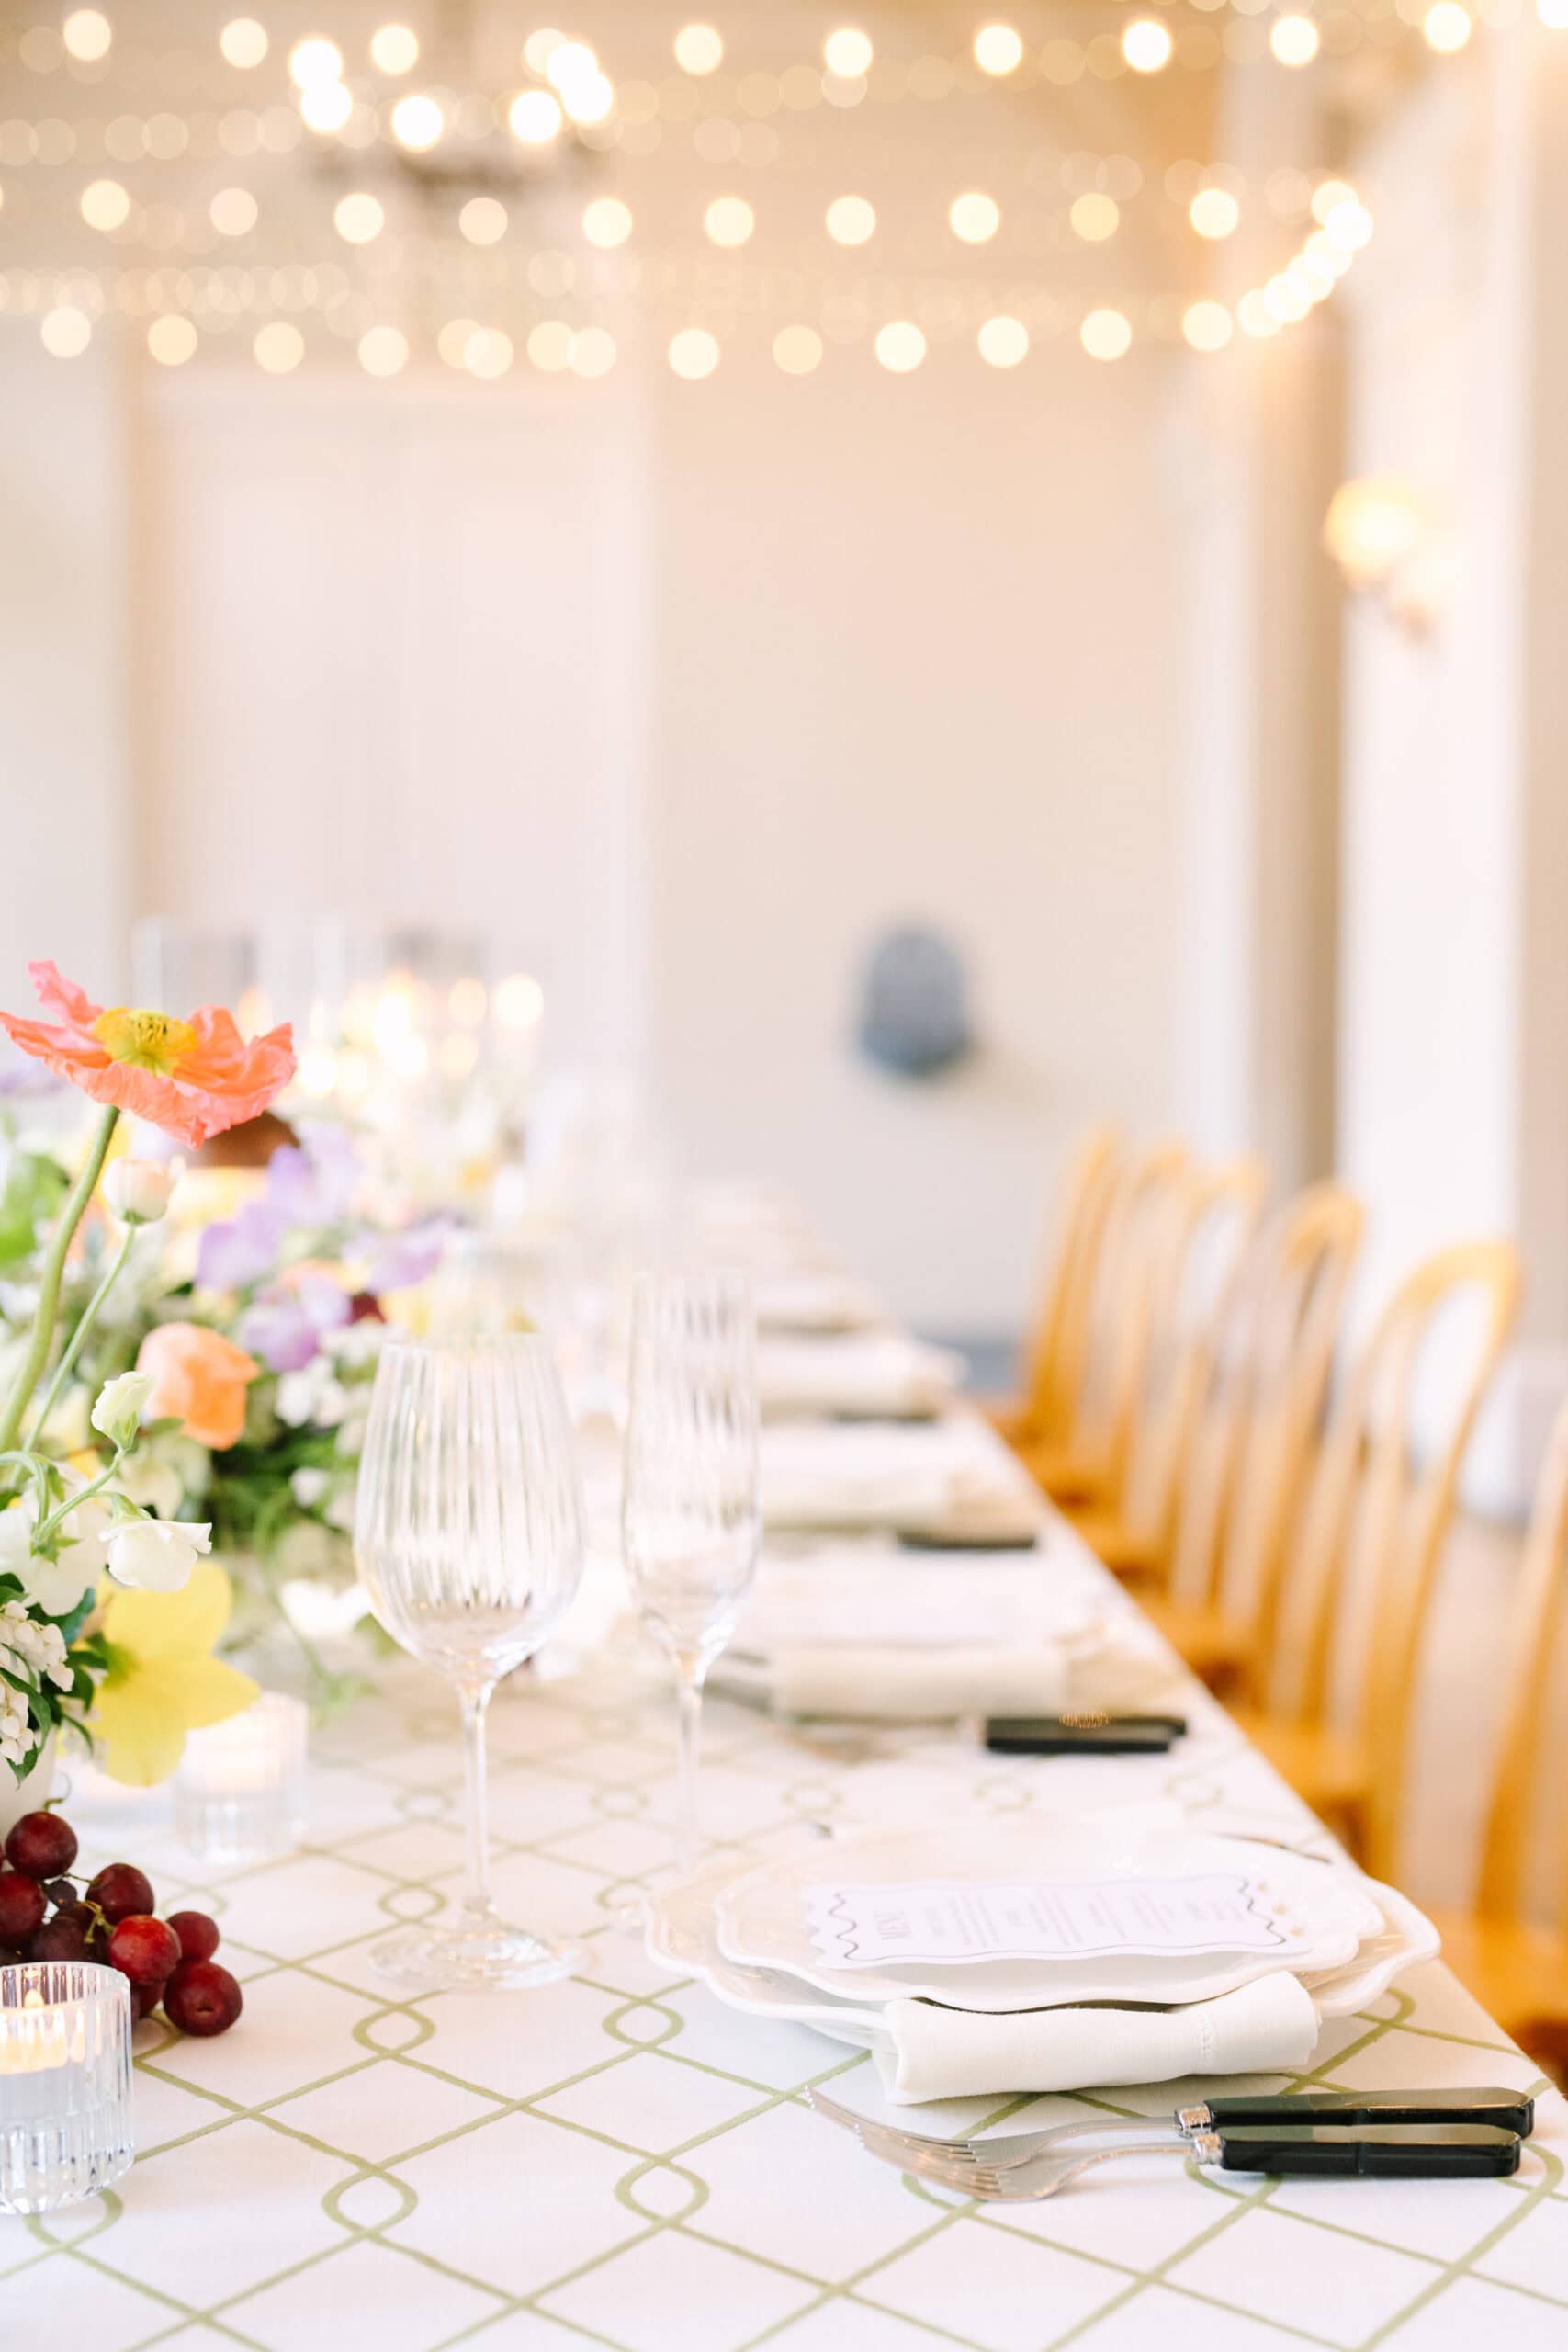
xmin=0 ymin=1105 xmax=119 ymax=1459
xmin=26 ymin=1219 xmax=135 ymax=1453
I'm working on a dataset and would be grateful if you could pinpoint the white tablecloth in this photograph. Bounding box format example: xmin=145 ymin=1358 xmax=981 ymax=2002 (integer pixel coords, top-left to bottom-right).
xmin=7 ymin=1431 xmax=1563 ymax=2350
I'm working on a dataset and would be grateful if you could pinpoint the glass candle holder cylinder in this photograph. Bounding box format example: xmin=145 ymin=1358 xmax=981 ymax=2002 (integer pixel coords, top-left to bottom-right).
xmin=0 ymin=1962 xmax=134 ymax=2214
xmin=173 ymin=1691 xmax=309 ymax=1864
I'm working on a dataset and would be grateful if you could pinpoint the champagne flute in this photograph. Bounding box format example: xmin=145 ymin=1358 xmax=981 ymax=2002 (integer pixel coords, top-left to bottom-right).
xmin=355 ymin=1336 xmax=584 ymax=1990
xmin=623 ymin=1273 xmax=760 ymax=1873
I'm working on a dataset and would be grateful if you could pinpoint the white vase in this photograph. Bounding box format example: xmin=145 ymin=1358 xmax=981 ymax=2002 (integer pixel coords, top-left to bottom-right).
xmin=0 ymin=1736 xmax=57 ymax=1838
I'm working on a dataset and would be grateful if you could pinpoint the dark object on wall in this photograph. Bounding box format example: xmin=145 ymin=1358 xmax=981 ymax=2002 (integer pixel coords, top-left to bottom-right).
xmin=856 ymin=924 xmax=976 ymax=1080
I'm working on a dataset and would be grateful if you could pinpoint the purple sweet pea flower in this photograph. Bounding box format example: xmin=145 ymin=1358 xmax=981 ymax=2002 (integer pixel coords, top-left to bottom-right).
xmin=196 ymin=1196 xmax=288 ymax=1290
xmin=360 ymin=1216 xmax=451 ymax=1295
xmin=265 ymin=1122 xmax=362 ymax=1228
xmin=239 ymin=1271 xmax=353 ymax=1374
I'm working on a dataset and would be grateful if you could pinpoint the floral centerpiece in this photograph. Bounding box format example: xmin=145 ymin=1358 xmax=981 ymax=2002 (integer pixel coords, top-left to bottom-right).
xmin=0 ymin=960 xmax=296 ymax=1792
xmin=0 ymin=986 xmax=449 ymax=1723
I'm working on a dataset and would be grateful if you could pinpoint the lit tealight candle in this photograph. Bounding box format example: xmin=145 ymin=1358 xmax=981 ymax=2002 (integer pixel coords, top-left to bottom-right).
xmin=0 ymin=1964 xmax=133 ymax=2212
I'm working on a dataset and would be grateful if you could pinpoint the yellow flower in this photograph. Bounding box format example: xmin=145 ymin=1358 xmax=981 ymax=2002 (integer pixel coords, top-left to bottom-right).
xmin=89 ymin=1558 xmax=257 ymax=1787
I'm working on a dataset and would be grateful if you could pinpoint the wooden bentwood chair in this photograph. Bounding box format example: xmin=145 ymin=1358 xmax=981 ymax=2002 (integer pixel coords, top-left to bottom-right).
xmin=1019 ymin=1136 xmax=1191 ymax=1502
xmin=1066 ymin=1155 xmax=1269 ymax=1578
xmin=988 ymin=1123 xmax=1122 ymax=1456
xmin=1229 ymin=1240 xmax=1522 ymax=1883
xmin=1139 ymin=1182 xmax=1366 ymax=1682
xmin=1428 ymin=1391 xmax=1568 ymax=2073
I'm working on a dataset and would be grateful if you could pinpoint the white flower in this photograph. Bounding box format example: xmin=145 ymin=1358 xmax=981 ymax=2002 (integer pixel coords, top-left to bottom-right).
xmin=91 ymin=1369 xmax=155 ymax=1451
xmin=0 ymin=1492 xmax=106 ymax=1618
xmin=105 ymin=1517 xmax=212 ymax=1594
xmin=321 ymin=1320 xmax=386 ymax=1370
xmin=102 ymin=1158 xmax=177 ymax=1226
xmin=290 ymin=1466 xmax=330 ymax=1508
xmin=322 ymin=1487 xmax=356 ymax=1532
xmin=276 ymin=1363 xmax=348 ymax=1430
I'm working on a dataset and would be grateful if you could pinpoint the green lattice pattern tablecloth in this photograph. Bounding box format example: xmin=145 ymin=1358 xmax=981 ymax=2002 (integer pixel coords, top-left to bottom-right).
xmin=4 ymin=1530 xmax=1565 ymax=2352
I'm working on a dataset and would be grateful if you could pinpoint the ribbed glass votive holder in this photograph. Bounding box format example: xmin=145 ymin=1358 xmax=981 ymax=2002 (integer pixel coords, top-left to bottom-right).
xmin=0 ymin=1962 xmax=134 ymax=2214
xmin=173 ymin=1690 xmax=309 ymax=1864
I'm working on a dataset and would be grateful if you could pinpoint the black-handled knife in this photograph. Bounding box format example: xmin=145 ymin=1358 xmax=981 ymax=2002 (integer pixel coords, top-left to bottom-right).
xmin=1194 ymin=2085 xmax=1535 ymax=2137
xmin=1201 ymin=2122 xmax=1522 ymax=2179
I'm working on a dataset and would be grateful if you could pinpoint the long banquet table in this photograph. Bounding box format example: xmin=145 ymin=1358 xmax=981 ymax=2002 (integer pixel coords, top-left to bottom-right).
xmin=6 ymin=1351 xmax=1565 ymax=2350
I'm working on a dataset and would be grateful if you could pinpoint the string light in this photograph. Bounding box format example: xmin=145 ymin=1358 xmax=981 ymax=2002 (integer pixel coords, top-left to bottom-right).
xmin=255 ymin=322 xmax=304 ymax=371
xmin=219 ymin=18 xmax=267 ymax=68
xmin=1122 ymin=19 xmax=1173 ymax=71
xmin=148 ymin=314 xmax=197 ymax=365
xmin=705 ymin=195 xmax=755 ymax=247
xmin=674 ymin=24 xmax=724 ymax=74
xmin=773 ymin=324 xmax=823 ymax=373
xmin=509 ymin=90 xmax=562 ymax=142
xmin=524 ymin=29 xmax=566 ymax=73
xmin=40 ymin=306 xmax=92 ymax=357
xmin=333 ymin=192 xmax=384 ymax=244
xmin=80 ymin=178 xmax=130 ymax=232
xmin=1190 ymin=187 xmax=1240 ymax=240
xmin=1070 ymin=193 xmax=1119 ymax=243
xmin=288 ymin=38 xmax=344 ymax=89
xmin=1311 ymin=179 xmax=1357 ymax=223
xmin=1540 ymin=0 xmax=1568 ymax=25
xmin=978 ymin=314 xmax=1029 ymax=367
xmin=823 ymin=27 xmax=874 ymax=77
xmin=1270 ymin=15 xmax=1321 ymax=65
xmin=460 ymin=196 xmax=508 ymax=245
xmin=1183 ymin=300 xmax=1234 ymax=350
xmin=1081 ymin=309 xmax=1132 ymax=360
xmin=1424 ymin=0 xmax=1472 ymax=44
xmin=1238 ymin=288 xmax=1280 ymax=337
xmin=62 ymin=10 xmax=112 ymax=63
xmin=973 ymin=24 xmax=1024 ymax=74
xmin=358 ymin=324 xmax=408 ymax=375
xmin=527 ymin=320 xmax=572 ymax=369
xmin=369 ymin=25 xmax=419 ymax=75
xmin=465 ymin=326 xmax=513 ymax=378
xmin=390 ymin=93 xmax=444 ymax=150
xmin=1324 ymin=197 xmax=1373 ymax=249
xmin=874 ymin=320 xmax=925 ymax=372
xmin=826 ymin=195 xmax=875 ymax=244
xmin=670 ymin=327 xmax=720 ymax=378
xmin=583 ymin=197 xmax=633 ymax=247
xmin=210 ymin=187 xmax=258 ymax=235
xmin=300 ymin=83 xmax=354 ymax=133
xmin=949 ymin=191 xmax=1000 ymax=243
xmin=570 ymin=326 xmax=616 ymax=377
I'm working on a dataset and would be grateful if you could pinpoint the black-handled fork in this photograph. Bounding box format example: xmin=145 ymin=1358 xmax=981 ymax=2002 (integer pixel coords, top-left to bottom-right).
xmin=807 ymin=2083 xmax=1533 ymax=2199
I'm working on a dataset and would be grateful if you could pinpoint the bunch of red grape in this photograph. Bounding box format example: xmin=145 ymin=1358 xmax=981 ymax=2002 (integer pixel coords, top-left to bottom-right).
xmin=0 ymin=1810 xmax=243 ymax=2036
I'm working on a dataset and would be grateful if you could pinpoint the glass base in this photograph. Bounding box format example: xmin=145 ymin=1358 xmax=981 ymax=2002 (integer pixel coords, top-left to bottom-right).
xmin=370 ymin=1915 xmax=581 ymax=1994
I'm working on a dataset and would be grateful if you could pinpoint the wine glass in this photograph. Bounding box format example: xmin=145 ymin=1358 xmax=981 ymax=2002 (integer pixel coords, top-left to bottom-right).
xmin=355 ymin=1336 xmax=585 ymax=1990
xmin=623 ymin=1272 xmax=760 ymax=1873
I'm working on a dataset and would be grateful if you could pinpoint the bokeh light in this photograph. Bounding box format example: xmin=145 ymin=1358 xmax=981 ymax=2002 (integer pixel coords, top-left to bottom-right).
xmin=220 ymin=18 xmax=268 ymax=68
xmin=824 ymin=27 xmax=874 ymax=76
xmin=80 ymin=178 xmax=130 ymax=232
xmin=254 ymin=322 xmax=305 ymax=372
xmin=974 ymin=24 xmax=1024 ymax=74
xmin=1070 ymin=193 xmax=1119 ymax=242
xmin=1190 ymin=187 xmax=1240 ymax=240
xmin=669 ymin=327 xmax=720 ymax=378
xmin=1122 ymin=19 xmax=1173 ymax=71
xmin=827 ymin=195 xmax=875 ymax=244
xmin=1270 ymin=15 xmax=1321 ymax=65
xmin=62 ymin=10 xmax=112 ymax=62
xmin=148 ymin=315 xmax=197 ymax=366
xmin=674 ymin=24 xmax=724 ymax=74
xmin=334 ymin=192 xmax=384 ymax=243
xmin=1081 ymin=308 xmax=1132 ymax=359
xmin=773 ymin=324 xmax=823 ymax=373
xmin=949 ymin=191 xmax=1000 ymax=243
xmin=1183 ymin=300 xmax=1234 ymax=351
xmin=41 ymin=306 xmax=91 ymax=357
xmin=705 ymin=195 xmax=754 ymax=246
xmin=583 ymin=197 xmax=633 ymax=247
xmin=370 ymin=24 xmax=419 ymax=74
xmin=978 ymin=315 xmax=1029 ymax=367
xmin=874 ymin=321 xmax=926 ymax=372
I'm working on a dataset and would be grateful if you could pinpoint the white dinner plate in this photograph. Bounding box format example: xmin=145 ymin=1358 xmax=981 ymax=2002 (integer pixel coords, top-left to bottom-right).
xmin=712 ymin=1814 xmax=1385 ymax=2010
xmin=647 ymin=1842 xmax=1438 ymax=2046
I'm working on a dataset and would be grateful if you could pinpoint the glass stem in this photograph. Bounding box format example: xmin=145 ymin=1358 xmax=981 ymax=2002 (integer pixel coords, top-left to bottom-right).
xmin=458 ymin=1683 xmax=495 ymax=1925
xmin=675 ymin=1657 xmax=707 ymax=1875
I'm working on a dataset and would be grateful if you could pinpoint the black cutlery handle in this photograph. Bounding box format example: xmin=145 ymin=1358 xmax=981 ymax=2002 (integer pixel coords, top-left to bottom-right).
xmin=1208 ymin=2086 xmax=1534 ymax=2136
xmin=1213 ymin=2123 xmax=1522 ymax=2178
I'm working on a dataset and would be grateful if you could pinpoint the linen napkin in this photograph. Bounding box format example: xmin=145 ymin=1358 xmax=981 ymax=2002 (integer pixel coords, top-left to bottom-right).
xmin=874 ymin=1971 xmax=1320 ymax=2104
xmin=753 ymin=1272 xmax=884 ymax=1333
xmin=759 ymin=1336 xmax=964 ymax=1421
xmin=761 ymin=1422 xmax=1043 ymax=1540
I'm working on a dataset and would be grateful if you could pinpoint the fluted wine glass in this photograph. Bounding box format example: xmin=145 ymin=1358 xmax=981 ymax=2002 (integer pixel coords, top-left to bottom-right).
xmin=355 ymin=1337 xmax=585 ymax=1990
xmin=623 ymin=1273 xmax=760 ymax=1873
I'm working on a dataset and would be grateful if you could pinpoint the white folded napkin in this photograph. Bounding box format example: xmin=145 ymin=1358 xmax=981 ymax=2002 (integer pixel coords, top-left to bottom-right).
xmin=761 ymin=1422 xmax=1043 ymax=1540
xmin=875 ymin=1971 xmax=1320 ymax=2104
xmin=773 ymin=1644 xmax=1069 ymax=1721
xmin=759 ymin=1337 xmax=963 ymax=1420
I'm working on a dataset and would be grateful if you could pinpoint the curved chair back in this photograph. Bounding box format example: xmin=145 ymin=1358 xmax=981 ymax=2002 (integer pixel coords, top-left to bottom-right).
xmin=1017 ymin=1125 xmax=1122 ymax=1446
xmin=1266 ymin=1239 xmax=1522 ymax=1876
xmin=1065 ymin=1137 xmax=1192 ymax=1488
xmin=1111 ymin=1156 xmax=1269 ymax=1561
xmin=1167 ymin=1184 xmax=1365 ymax=1653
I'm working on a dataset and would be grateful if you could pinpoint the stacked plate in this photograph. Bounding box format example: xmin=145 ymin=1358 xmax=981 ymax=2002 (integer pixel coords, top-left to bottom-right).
xmin=648 ymin=1809 xmax=1440 ymax=2063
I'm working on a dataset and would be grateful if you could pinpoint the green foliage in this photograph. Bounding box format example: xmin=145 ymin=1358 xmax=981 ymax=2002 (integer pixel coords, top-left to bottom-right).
xmin=0 ymin=1150 xmax=68 ymax=1270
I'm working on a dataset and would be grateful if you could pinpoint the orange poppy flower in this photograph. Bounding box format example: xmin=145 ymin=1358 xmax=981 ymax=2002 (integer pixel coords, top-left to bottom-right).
xmin=0 ymin=961 xmax=296 ymax=1150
